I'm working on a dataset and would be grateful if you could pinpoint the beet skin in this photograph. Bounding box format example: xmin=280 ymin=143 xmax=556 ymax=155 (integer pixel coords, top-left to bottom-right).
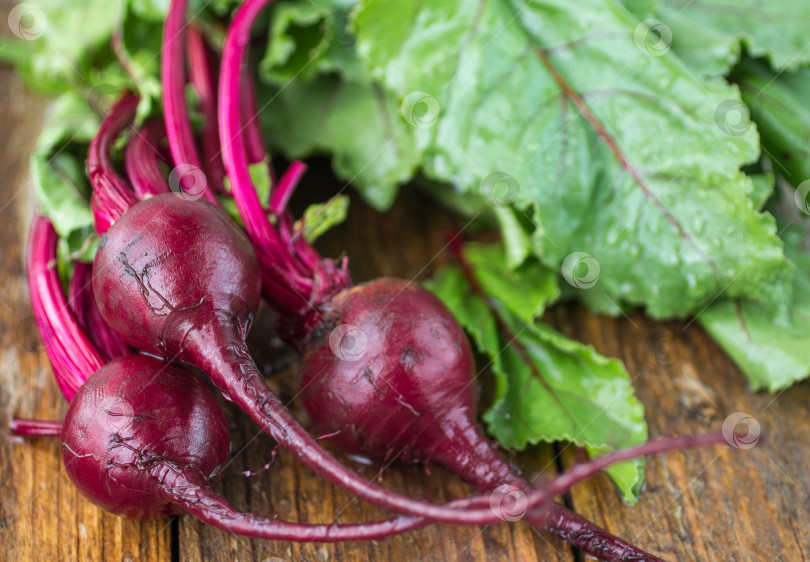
xmin=61 ymin=355 xmax=230 ymax=519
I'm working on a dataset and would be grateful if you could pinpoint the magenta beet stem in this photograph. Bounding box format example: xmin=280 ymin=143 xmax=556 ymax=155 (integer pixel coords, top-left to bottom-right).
xmin=125 ymin=119 xmax=171 ymax=198
xmin=68 ymin=262 xmax=131 ymax=362
xmin=26 ymin=216 xmax=104 ymax=400
xmin=161 ymin=467 xmax=430 ymax=542
xmin=88 ymin=95 xmax=139 ymax=234
xmin=270 ymin=160 xmax=307 ymax=216
xmin=162 ymin=0 xmax=218 ymax=205
xmin=218 ymin=0 xmax=351 ymax=319
xmin=240 ymin=69 xmax=269 ymax=168
xmin=10 ymin=419 xmax=62 ymax=437
xmin=187 ymin=26 xmax=227 ymax=194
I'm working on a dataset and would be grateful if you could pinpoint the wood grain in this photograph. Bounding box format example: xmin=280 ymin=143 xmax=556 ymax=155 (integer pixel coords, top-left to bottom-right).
xmin=0 ymin=68 xmax=808 ymax=561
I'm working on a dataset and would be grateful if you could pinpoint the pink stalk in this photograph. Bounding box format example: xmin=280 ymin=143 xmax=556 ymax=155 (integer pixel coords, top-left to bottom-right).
xmin=187 ymin=26 xmax=227 ymax=194
xmin=10 ymin=419 xmax=62 ymax=437
xmin=240 ymin=69 xmax=269 ymax=166
xmin=218 ymin=0 xmax=350 ymax=319
xmin=124 ymin=119 xmax=170 ymax=197
xmin=270 ymin=160 xmax=307 ymax=215
xmin=161 ymin=0 xmax=218 ymax=205
xmin=26 ymin=216 xmax=104 ymax=400
xmin=88 ymin=96 xmax=140 ymax=234
xmin=68 ymin=262 xmax=131 ymax=361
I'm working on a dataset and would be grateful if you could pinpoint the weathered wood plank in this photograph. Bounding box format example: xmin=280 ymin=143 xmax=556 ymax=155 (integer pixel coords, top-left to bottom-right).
xmin=550 ymin=306 xmax=810 ymax=561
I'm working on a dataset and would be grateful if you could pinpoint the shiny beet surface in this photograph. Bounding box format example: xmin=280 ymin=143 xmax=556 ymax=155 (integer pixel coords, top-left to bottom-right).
xmin=61 ymin=355 xmax=230 ymax=519
xmin=92 ymin=193 xmax=261 ymax=360
xmin=297 ymin=277 xmax=515 ymax=487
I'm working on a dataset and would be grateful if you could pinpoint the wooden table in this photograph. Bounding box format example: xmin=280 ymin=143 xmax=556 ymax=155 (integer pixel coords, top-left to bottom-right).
xmin=1 ymin=66 xmax=808 ymax=562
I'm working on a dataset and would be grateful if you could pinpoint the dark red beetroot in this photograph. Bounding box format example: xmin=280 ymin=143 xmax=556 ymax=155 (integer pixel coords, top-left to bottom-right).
xmin=296 ymin=279 xmax=653 ymax=561
xmin=62 ymin=355 xmax=231 ymax=519
xmin=297 ymin=280 xmax=487 ymax=477
xmin=92 ymin=192 xmax=260 ymax=362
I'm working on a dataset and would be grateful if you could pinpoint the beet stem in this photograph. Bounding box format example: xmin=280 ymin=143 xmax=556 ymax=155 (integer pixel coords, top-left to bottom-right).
xmin=125 ymin=119 xmax=171 ymax=198
xmin=218 ymin=0 xmax=350 ymax=320
xmin=68 ymin=261 xmax=132 ymax=362
xmin=10 ymin=419 xmax=62 ymax=437
xmin=269 ymin=160 xmax=307 ymax=216
xmin=88 ymin=95 xmax=140 ymax=234
xmin=187 ymin=26 xmax=227 ymax=194
xmin=162 ymin=0 xmax=218 ymax=205
xmin=240 ymin=69 xmax=268 ymax=167
xmin=27 ymin=216 xmax=104 ymax=400
xmin=159 ymin=465 xmax=430 ymax=542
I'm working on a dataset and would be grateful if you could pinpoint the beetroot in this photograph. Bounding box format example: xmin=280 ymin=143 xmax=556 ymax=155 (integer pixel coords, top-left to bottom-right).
xmin=297 ymin=279 xmax=486 ymax=475
xmin=295 ymin=279 xmax=658 ymax=560
xmin=62 ymin=355 xmax=231 ymax=519
xmin=92 ymin=192 xmax=260 ymax=361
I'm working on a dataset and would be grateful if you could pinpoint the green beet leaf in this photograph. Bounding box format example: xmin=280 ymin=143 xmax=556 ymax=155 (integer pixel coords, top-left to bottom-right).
xmin=355 ymin=0 xmax=791 ymax=319
xmin=426 ymin=243 xmax=648 ymax=502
